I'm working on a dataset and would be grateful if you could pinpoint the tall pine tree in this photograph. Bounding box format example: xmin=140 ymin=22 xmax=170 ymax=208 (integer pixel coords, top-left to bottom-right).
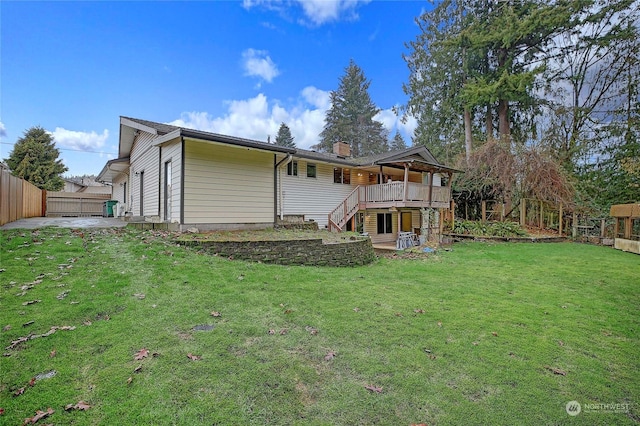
xmin=275 ymin=122 xmax=296 ymax=148
xmin=390 ymin=131 xmax=407 ymax=151
xmin=5 ymin=126 xmax=67 ymax=191
xmin=314 ymin=60 xmax=388 ymax=157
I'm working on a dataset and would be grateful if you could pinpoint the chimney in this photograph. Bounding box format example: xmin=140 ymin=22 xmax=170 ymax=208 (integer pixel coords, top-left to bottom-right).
xmin=333 ymin=142 xmax=351 ymax=157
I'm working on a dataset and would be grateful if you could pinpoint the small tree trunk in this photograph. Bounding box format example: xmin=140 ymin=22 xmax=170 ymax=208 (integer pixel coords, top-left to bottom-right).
xmin=498 ymin=99 xmax=510 ymax=142
xmin=464 ymin=108 xmax=473 ymax=164
xmin=486 ymin=104 xmax=494 ymax=139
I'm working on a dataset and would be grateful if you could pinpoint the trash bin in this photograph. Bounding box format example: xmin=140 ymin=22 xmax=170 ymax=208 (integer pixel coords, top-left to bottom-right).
xmin=103 ymin=200 xmax=118 ymax=217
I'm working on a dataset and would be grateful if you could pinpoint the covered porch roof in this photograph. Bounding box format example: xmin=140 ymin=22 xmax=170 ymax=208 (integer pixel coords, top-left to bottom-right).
xmin=97 ymin=157 xmax=130 ymax=183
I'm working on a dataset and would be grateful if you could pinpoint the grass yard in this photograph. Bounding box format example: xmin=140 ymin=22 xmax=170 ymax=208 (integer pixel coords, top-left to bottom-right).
xmin=0 ymin=227 xmax=638 ymax=425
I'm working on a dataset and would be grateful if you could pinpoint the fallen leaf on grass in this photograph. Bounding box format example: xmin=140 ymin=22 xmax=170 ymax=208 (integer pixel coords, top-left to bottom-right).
xmin=64 ymin=401 xmax=91 ymax=411
xmin=279 ymin=329 xmax=287 ymax=335
xmin=284 ymin=309 xmax=293 ymax=314
xmin=472 ymin=342 xmax=478 ymax=346
xmin=324 ymin=351 xmax=336 ymax=361
xmin=49 ymin=349 xmax=56 ymax=358
xmin=133 ymin=293 xmax=145 ymax=300
xmin=83 ymin=321 xmax=92 ymax=326
xmin=13 ymin=387 xmax=25 ymax=396
xmin=394 ymin=312 xmax=403 ymax=317
xmin=23 ymin=407 xmax=54 ymax=424
xmin=210 ymin=311 xmax=221 ymax=317
xmin=353 ymin=307 xmax=360 ymax=312
xmin=558 ymin=340 xmax=564 ymax=346
xmin=134 ymin=348 xmax=149 ymax=360
xmin=0 ymin=407 xmax=4 ymax=415
xmin=492 ymin=332 xmax=498 ymax=337
xmin=187 ymin=353 xmax=202 ymax=361
xmin=305 ymin=326 xmax=318 ymax=335
xmin=134 ymin=365 xmax=143 ymax=373
xmin=3 ymin=325 xmax=11 ymax=332
xmin=437 ymin=321 xmax=442 ymax=327
xmin=268 ymin=329 xmax=276 ymax=335
xmin=23 ymin=321 xmax=35 ymax=327
xmin=364 ymin=384 xmax=383 ymax=393
xmin=544 ymin=366 xmax=567 ymax=376
xmin=28 ymin=377 xmax=36 ymax=387
xmin=414 ymin=309 xmax=425 ymax=314
xmin=127 ymin=377 xmax=133 ymax=385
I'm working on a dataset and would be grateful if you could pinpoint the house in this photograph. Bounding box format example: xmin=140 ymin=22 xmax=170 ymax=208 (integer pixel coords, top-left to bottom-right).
xmin=97 ymin=116 xmax=458 ymax=244
xmin=62 ymin=177 xmax=112 ymax=195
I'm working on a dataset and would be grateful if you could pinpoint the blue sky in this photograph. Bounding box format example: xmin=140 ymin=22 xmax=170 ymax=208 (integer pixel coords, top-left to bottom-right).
xmin=1 ymin=1 xmax=431 ymax=176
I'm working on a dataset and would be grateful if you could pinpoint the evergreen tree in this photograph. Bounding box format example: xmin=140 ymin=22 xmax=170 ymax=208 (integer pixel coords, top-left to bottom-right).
xmin=275 ymin=122 xmax=296 ymax=148
xmin=314 ymin=60 xmax=388 ymax=157
xmin=5 ymin=126 xmax=67 ymax=191
xmin=390 ymin=131 xmax=407 ymax=151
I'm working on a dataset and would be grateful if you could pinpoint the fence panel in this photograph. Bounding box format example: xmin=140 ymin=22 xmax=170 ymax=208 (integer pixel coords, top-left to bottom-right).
xmin=0 ymin=168 xmax=44 ymax=226
xmin=46 ymin=192 xmax=110 ymax=217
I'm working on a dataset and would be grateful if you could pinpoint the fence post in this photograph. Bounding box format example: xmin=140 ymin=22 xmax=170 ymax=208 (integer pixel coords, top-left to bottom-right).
xmin=520 ymin=199 xmax=526 ymax=226
xmin=572 ymin=212 xmax=577 ymax=238
xmin=481 ymin=200 xmax=487 ymax=222
xmin=600 ymin=218 xmax=606 ymax=238
xmin=558 ymin=204 xmax=563 ymax=235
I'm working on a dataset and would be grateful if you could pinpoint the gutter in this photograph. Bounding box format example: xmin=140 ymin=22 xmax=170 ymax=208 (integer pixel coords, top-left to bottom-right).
xmin=274 ymin=154 xmax=292 ymax=222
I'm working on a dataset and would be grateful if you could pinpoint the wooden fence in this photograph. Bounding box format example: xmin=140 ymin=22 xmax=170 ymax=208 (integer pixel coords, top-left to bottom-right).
xmin=46 ymin=192 xmax=111 ymax=217
xmin=0 ymin=167 xmax=45 ymax=226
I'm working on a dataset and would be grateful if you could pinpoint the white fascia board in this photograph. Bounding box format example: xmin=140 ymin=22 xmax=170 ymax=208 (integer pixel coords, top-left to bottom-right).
xmin=152 ymin=129 xmax=182 ymax=146
xmin=120 ymin=117 xmax=158 ymax=135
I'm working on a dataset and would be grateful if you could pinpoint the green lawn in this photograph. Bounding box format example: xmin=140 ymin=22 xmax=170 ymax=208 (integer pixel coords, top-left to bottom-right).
xmin=1 ymin=227 xmax=638 ymax=425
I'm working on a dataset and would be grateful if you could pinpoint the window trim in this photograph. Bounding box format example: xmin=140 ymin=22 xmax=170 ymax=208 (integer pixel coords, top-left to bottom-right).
xmin=306 ymin=162 xmax=317 ymax=178
xmin=287 ymin=161 xmax=298 ymax=176
xmin=377 ymin=212 xmax=393 ymax=234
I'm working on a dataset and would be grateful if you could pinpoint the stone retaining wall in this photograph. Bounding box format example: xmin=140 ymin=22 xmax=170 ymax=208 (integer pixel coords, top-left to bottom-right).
xmin=181 ymin=238 xmax=376 ymax=267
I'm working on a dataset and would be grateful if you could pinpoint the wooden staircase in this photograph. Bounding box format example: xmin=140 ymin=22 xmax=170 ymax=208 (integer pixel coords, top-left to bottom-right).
xmin=328 ymin=186 xmax=363 ymax=232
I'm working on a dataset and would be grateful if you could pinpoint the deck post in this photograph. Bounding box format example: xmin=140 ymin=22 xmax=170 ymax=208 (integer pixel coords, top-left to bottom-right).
xmin=402 ymin=163 xmax=409 ymax=202
xmin=427 ymin=171 xmax=433 ymax=204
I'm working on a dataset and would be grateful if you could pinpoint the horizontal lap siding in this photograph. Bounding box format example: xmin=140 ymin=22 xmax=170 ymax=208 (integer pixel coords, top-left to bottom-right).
xmin=130 ymin=132 xmax=159 ymax=217
xmin=281 ymin=161 xmax=366 ymax=229
xmin=364 ymin=209 xmax=398 ymax=244
xmin=112 ymin=175 xmax=127 ymax=214
xmin=184 ymin=140 xmax=274 ymax=224
xmin=160 ymin=139 xmax=182 ymax=222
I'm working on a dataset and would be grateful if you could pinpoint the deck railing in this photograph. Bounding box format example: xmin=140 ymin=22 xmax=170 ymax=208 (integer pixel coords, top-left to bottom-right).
xmin=328 ymin=183 xmax=451 ymax=231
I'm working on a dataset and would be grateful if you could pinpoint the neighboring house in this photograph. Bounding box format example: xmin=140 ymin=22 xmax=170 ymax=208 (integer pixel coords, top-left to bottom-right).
xmin=97 ymin=116 xmax=458 ymax=244
xmin=62 ymin=177 xmax=112 ymax=195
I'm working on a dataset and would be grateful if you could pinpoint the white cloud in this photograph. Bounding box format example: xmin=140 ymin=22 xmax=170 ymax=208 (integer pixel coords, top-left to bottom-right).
xmin=243 ymin=0 xmax=370 ymax=26
xmin=169 ymin=88 xmax=330 ymax=149
xmin=168 ymin=89 xmax=416 ymax=150
xmin=0 ymin=122 xmax=6 ymax=137
xmin=50 ymin=127 xmax=109 ymax=152
xmin=242 ymin=48 xmax=280 ymax=83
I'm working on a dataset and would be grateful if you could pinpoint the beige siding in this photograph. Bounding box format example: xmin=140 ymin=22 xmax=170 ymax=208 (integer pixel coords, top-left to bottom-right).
xmin=112 ymin=174 xmax=129 ymax=216
xmin=364 ymin=209 xmax=398 ymax=244
xmin=160 ymin=138 xmax=182 ymax=223
xmin=183 ymin=140 xmax=274 ymax=224
xmin=281 ymin=161 xmax=369 ymax=228
xmin=130 ymin=132 xmax=160 ymax=217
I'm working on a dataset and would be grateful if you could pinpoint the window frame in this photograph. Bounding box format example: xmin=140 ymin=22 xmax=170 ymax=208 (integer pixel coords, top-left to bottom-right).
xmin=376 ymin=213 xmax=393 ymax=234
xmin=287 ymin=161 xmax=298 ymax=176
xmin=333 ymin=167 xmax=351 ymax=184
xmin=306 ymin=162 xmax=317 ymax=178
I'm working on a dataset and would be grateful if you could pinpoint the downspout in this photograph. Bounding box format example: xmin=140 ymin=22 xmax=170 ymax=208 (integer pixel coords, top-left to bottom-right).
xmin=180 ymin=137 xmax=185 ymax=226
xmin=158 ymin=146 xmax=162 ymax=218
xmin=274 ymin=154 xmax=292 ymax=222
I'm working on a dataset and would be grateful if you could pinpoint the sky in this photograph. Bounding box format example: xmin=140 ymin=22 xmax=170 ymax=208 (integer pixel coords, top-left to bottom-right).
xmin=1 ymin=1 xmax=432 ymax=177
